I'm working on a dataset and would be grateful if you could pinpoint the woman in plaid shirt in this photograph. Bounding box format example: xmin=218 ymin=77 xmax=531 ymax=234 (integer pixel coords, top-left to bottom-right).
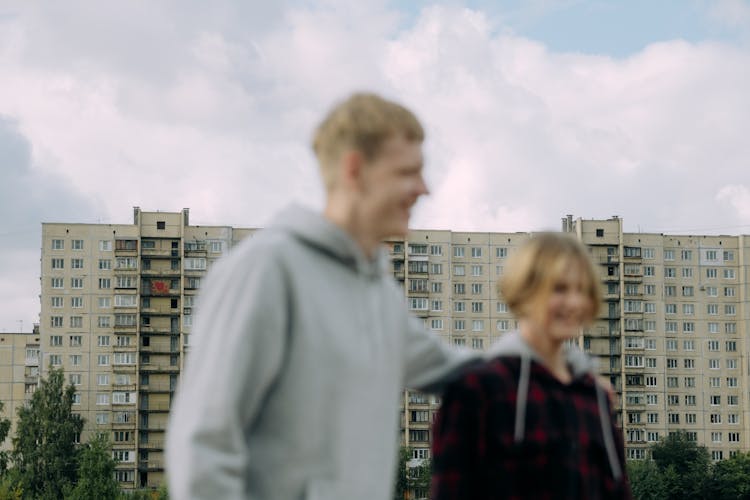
xmin=431 ymin=233 xmax=632 ymax=499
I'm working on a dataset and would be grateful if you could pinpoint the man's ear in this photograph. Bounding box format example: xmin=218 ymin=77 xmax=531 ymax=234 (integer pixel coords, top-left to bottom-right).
xmin=340 ymin=150 xmax=364 ymax=191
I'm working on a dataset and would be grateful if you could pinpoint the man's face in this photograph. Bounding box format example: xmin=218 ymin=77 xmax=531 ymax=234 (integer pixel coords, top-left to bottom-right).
xmin=357 ymin=135 xmax=428 ymax=240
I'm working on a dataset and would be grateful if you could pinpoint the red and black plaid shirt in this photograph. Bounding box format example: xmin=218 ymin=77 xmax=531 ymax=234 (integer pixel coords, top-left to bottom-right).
xmin=431 ymin=356 xmax=632 ymax=500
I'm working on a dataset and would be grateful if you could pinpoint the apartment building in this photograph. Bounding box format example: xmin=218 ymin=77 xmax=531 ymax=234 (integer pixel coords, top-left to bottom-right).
xmin=0 ymin=327 xmax=40 ymax=454
xmin=40 ymin=208 xmax=255 ymax=489
xmin=568 ymin=216 xmax=750 ymax=461
xmin=37 ymin=208 xmax=749 ymax=491
xmin=394 ymin=216 xmax=749 ymax=467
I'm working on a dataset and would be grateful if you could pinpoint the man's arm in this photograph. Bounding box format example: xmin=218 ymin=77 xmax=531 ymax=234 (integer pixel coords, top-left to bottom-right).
xmin=402 ymin=316 xmax=481 ymax=392
xmin=166 ymin=248 xmax=288 ymax=499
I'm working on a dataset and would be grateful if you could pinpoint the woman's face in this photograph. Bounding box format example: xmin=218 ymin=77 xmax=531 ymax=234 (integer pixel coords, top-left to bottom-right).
xmin=528 ymin=261 xmax=593 ymax=342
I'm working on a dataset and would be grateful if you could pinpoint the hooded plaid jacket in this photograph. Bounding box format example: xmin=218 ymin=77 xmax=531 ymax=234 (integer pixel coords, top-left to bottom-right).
xmin=431 ymin=331 xmax=632 ymax=500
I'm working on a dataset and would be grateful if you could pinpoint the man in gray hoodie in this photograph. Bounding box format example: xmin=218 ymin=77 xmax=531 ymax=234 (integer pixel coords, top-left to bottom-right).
xmin=166 ymin=93 xmax=478 ymax=499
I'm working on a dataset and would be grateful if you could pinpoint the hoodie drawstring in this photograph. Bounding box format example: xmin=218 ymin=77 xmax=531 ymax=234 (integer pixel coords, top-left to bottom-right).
xmin=513 ymin=354 xmax=624 ymax=482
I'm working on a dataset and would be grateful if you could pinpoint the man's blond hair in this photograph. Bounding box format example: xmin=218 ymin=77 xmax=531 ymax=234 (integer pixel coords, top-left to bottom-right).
xmin=498 ymin=232 xmax=601 ymax=323
xmin=312 ymin=93 xmax=424 ymax=190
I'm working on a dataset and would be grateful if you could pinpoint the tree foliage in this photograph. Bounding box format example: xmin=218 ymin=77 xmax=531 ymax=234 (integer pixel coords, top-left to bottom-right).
xmin=649 ymin=431 xmax=710 ymax=499
xmin=394 ymin=446 xmax=410 ymax=500
xmin=393 ymin=446 xmax=431 ymax=500
xmin=10 ymin=367 xmax=83 ymax=499
xmin=65 ymin=433 xmax=120 ymax=500
xmin=0 ymin=401 xmax=10 ymax=475
xmin=707 ymin=451 xmax=750 ymax=500
xmin=627 ymin=459 xmax=666 ymax=500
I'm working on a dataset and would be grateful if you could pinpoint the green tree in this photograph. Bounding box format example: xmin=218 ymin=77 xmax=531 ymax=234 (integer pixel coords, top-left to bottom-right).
xmin=650 ymin=431 xmax=710 ymax=500
xmin=65 ymin=433 xmax=120 ymax=500
xmin=0 ymin=401 xmax=10 ymax=475
xmin=11 ymin=367 xmax=83 ymax=499
xmin=408 ymin=458 xmax=431 ymax=499
xmin=627 ymin=459 xmax=666 ymax=500
xmin=708 ymin=451 xmax=750 ymax=500
xmin=394 ymin=446 xmax=410 ymax=500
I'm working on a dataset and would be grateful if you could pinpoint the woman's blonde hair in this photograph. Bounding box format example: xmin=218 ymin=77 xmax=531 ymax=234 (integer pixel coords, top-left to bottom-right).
xmin=498 ymin=232 xmax=601 ymax=322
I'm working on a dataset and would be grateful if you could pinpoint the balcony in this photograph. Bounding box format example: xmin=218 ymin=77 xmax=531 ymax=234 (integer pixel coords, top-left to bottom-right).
xmin=140 ymin=382 xmax=175 ymax=393
xmin=140 ymin=402 xmax=171 ymax=412
xmin=138 ymin=460 xmax=164 ymax=472
xmin=139 ymin=440 xmax=165 ymax=450
xmin=112 ymin=383 xmax=137 ymax=391
xmin=184 ymin=241 xmax=207 ymax=254
xmin=141 ymin=247 xmax=176 ymax=258
xmin=141 ymin=268 xmax=181 ymax=278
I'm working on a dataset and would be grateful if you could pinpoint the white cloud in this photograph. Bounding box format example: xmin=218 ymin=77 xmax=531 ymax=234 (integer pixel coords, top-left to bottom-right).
xmin=717 ymin=184 xmax=750 ymax=220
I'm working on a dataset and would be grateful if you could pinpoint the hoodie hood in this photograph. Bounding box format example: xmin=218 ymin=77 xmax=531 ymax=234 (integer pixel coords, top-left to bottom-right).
xmin=486 ymin=330 xmax=596 ymax=378
xmin=270 ymin=204 xmax=389 ymax=279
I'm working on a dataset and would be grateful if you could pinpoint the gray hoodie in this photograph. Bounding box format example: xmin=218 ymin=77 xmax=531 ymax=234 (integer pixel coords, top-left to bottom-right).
xmin=166 ymin=205 xmax=478 ymax=499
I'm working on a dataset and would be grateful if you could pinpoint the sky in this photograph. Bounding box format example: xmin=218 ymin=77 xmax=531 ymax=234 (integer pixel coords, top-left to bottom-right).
xmin=1 ymin=0 xmax=749 ymax=332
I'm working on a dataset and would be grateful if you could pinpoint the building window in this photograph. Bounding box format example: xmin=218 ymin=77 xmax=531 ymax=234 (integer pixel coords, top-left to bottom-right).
xmin=70 ymin=316 xmax=83 ymax=328
xmin=430 ymin=319 xmax=443 ymax=330
xmin=71 ymin=258 xmax=84 ymax=269
xmin=97 ymin=355 xmax=110 ymax=366
xmin=409 ymin=430 xmax=429 ymax=442
xmin=430 ymin=245 xmax=442 ymax=256
xmin=69 ymin=374 xmax=82 ymax=386
xmin=471 ymin=302 xmax=483 ymax=313
xmin=97 ymin=335 xmax=110 ymax=347
xmin=431 ymin=300 xmax=442 ymax=311
xmin=454 ymin=320 xmax=465 ymax=331
xmin=48 ymin=354 xmax=62 ymax=366
xmin=453 ymin=247 xmax=465 ymax=258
